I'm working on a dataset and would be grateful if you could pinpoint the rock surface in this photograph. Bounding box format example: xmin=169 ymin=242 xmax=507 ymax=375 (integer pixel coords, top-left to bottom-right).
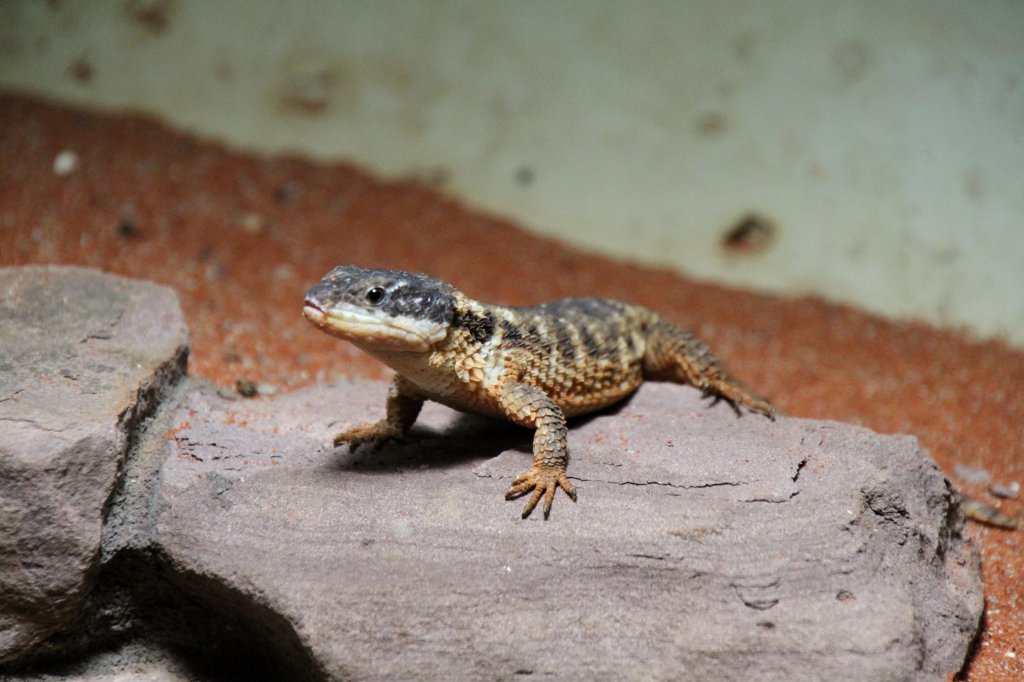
xmin=156 ymin=381 xmax=982 ymax=681
xmin=0 ymin=267 xmax=188 ymax=664
xmin=0 ymin=267 xmax=983 ymax=680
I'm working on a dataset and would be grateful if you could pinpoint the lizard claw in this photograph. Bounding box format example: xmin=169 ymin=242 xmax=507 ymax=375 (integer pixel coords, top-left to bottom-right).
xmin=332 ymin=420 xmax=400 ymax=451
xmin=505 ymin=465 xmax=577 ymax=519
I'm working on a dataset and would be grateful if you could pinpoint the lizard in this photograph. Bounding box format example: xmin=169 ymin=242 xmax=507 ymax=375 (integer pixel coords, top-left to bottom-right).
xmin=303 ymin=265 xmax=774 ymax=520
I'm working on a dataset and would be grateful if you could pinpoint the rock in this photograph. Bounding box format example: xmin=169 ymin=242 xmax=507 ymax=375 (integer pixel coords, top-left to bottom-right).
xmin=154 ymin=380 xmax=982 ymax=681
xmin=0 ymin=267 xmax=983 ymax=679
xmin=0 ymin=266 xmax=188 ymax=664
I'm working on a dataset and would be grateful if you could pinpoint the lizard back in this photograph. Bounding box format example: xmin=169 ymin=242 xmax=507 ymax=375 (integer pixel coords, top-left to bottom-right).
xmin=435 ymin=296 xmax=654 ymax=417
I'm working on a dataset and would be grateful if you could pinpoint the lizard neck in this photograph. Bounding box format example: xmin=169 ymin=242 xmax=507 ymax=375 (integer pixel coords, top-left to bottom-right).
xmin=363 ymin=297 xmax=509 ymax=398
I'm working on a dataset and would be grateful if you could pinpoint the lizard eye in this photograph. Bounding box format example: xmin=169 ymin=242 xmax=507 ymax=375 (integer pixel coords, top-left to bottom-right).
xmin=365 ymin=286 xmax=387 ymax=305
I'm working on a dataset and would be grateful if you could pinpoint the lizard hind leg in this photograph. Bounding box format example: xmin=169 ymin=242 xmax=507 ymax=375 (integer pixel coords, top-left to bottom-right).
xmin=643 ymin=318 xmax=776 ymax=420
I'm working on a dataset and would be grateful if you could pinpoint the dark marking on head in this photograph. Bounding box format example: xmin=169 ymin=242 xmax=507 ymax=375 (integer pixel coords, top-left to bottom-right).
xmin=305 ymin=265 xmax=457 ymax=326
xmin=455 ymin=309 xmax=495 ymax=344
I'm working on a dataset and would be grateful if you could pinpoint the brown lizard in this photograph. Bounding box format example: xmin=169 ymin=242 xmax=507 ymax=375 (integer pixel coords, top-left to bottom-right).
xmin=303 ymin=265 xmax=774 ymax=520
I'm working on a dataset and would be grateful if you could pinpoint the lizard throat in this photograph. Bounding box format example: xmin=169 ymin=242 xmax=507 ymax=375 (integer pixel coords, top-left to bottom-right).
xmin=303 ymin=301 xmax=448 ymax=351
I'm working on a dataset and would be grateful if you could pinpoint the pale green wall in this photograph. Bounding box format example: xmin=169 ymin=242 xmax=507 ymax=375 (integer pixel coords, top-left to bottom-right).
xmin=3 ymin=0 xmax=1023 ymax=344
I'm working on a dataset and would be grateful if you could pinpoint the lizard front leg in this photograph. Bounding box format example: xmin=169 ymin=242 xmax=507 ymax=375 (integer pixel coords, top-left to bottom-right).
xmin=333 ymin=374 xmax=424 ymax=450
xmin=498 ymin=381 xmax=577 ymax=519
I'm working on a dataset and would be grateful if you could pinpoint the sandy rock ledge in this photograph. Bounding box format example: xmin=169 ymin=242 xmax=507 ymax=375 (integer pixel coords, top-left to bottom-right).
xmin=0 ymin=266 xmax=188 ymax=664
xmin=0 ymin=268 xmax=982 ymax=681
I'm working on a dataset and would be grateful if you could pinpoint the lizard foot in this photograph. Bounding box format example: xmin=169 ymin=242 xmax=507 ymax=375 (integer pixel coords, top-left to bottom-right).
xmin=332 ymin=420 xmax=401 ymax=451
xmin=703 ymin=380 xmax=777 ymax=421
xmin=504 ymin=465 xmax=577 ymax=520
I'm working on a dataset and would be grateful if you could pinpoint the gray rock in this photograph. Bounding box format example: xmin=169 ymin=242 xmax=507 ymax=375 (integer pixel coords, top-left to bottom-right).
xmin=155 ymin=380 xmax=982 ymax=681
xmin=0 ymin=266 xmax=188 ymax=664
xmin=0 ymin=266 xmax=982 ymax=680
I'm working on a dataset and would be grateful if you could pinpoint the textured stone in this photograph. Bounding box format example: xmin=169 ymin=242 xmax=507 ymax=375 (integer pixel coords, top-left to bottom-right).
xmin=155 ymin=380 xmax=982 ymax=681
xmin=0 ymin=266 xmax=983 ymax=679
xmin=0 ymin=267 xmax=188 ymax=663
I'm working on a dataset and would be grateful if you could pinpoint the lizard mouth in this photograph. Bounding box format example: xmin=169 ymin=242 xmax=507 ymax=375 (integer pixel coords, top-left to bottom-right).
xmin=303 ymin=299 xmax=446 ymax=351
xmin=302 ymin=300 xmax=328 ymax=323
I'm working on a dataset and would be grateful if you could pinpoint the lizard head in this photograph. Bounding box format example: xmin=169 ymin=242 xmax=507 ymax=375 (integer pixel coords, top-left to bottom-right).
xmin=303 ymin=265 xmax=457 ymax=352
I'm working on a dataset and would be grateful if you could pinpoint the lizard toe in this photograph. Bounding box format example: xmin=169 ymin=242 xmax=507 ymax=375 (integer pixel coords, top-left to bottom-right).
xmin=506 ymin=465 xmax=575 ymax=519
xmin=558 ymin=474 xmax=577 ymax=502
xmin=522 ymin=489 xmax=544 ymax=519
xmin=504 ymin=481 xmax=533 ymax=500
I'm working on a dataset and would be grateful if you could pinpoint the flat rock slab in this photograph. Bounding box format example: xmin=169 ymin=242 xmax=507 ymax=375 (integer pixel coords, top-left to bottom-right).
xmin=0 ymin=266 xmax=188 ymax=663
xmin=159 ymin=380 xmax=982 ymax=681
xmin=0 ymin=267 xmax=983 ymax=680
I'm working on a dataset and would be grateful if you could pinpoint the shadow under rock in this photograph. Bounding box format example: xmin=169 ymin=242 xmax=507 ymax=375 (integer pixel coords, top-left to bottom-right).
xmin=2 ymin=547 xmax=329 ymax=682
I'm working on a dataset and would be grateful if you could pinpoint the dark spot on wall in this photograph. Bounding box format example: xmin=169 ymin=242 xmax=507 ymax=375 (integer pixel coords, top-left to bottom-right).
xmin=280 ymin=63 xmax=338 ymax=114
xmin=516 ymin=166 xmax=534 ymax=186
xmin=68 ymin=54 xmax=94 ymax=83
xmin=125 ymin=0 xmax=175 ymax=35
xmin=214 ymin=60 xmax=235 ymax=85
xmin=278 ymin=53 xmax=358 ymax=117
xmin=408 ymin=165 xmax=451 ymax=187
xmin=722 ymin=213 xmax=776 ymax=254
xmin=832 ymin=39 xmax=870 ymax=84
xmin=963 ymin=167 xmax=985 ymax=204
xmin=695 ymin=111 xmax=727 ymax=137
xmin=733 ymin=32 xmax=756 ymax=63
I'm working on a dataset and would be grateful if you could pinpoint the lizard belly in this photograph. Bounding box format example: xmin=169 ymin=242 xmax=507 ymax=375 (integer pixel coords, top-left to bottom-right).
xmin=371 ymin=348 xmax=508 ymax=418
xmin=421 ymin=387 xmax=506 ymax=419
